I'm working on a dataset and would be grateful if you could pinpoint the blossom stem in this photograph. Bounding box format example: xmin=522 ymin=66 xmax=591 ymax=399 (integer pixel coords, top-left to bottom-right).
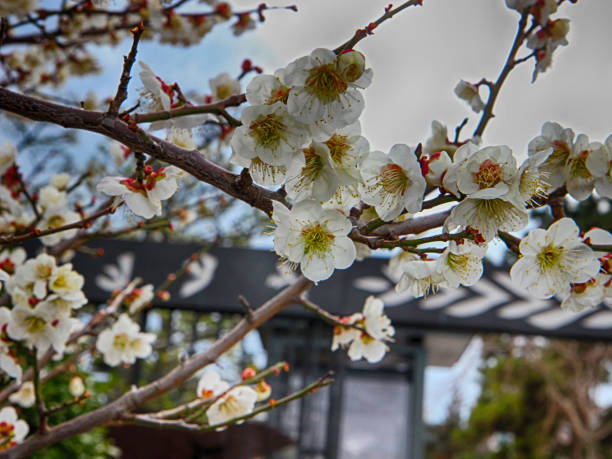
xmin=334 ymin=0 xmax=424 ymax=54
xmin=473 ymin=11 xmax=530 ymax=138
xmin=108 ymin=22 xmax=144 ymax=116
xmin=296 ymin=296 xmax=366 ymax=333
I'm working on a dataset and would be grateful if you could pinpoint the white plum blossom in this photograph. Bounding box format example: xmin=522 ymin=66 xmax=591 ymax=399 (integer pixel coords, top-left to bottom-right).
xmin=21 ymin=253 xmax=57 ymax=299
xmin=50 ymin=173 xmax=71 ymax=190
xmin=38 ymin=185 xmax=67 ymax=213
xmin=0 ymin=307 xmax=22 ymax=382
xmin=454 ymin=80 xmax=485 ymax=113
xmin=38 ymin=207 xmax=81 ymax=246
xmin=332 ymin=297 xmax=393 ymax=364
xmin=510 ymin=218 xmax=601 ymax=299
xmin=285 ymin=142 xmax=339 ymax=203
xmin=230 ymin=153 xmax=288 ymax=187
xmin=396 ymin=260 xmax=446 ymax=298
xmin=138 ymin=61 xmax=171 ymax=112
xmin=516 ymin=147 xmax=553 ymax=205
xmin=360 ymin=144 xmax=427 ymax=221
xmin=0 ymin=0 xmax=38 ymax=17
xmin=209 ymin=72 xmax=241 ymax=101
xmin=166 ymin=127 xmax=196 ymax=150
xmin=206 ymin=386 xmax=257 ymax=427
xmin=231 ymin=102 xmax=308 ymax=167
xmin=559 ymin=276 xmax=605 ymax=313
xmin=318 ymin=122 xmax=369 ymax=187
xmin=528 ymin=121 xmax=574 ymax=191
xmin=271 ymin=200 xmax=356 ymax=282
xmin=9 ymin=381 xmax=35 ymax=408
xmin=284 ymin=48 xmax=372 ymax=130
xmin=565 ymin=134 xmax=596 ymax=200
xmin=7 ymin=302 xmax=74 ymax=357
xmin=586 ymin=134 xmax=612 ymax=199
xmin=0 ymin=407 xmax=29 ymax=452
xmin=245 ymin=73 xmax=290 ymax=106
xmin=97 ymin=165 xmax=184 ymax=219
xmin=456 ymin=145 xmax=517 ymax=199
xmin=196 ymin=368 xmax=230 ymax=400
xmin=436 ymin=240 xmax=486 ymax=288
xmin=96 ymin=314 xmax=155 ymax=367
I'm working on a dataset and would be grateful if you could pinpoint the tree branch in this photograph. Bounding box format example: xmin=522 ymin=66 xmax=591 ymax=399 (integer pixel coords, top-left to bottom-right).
xmin=1 ymin=276 xmax=312 ymax=458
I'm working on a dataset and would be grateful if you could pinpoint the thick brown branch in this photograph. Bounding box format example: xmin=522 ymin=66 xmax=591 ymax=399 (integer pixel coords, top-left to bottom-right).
xmin=0 ymin=88 xmax=285 ymax=215
xmin=1 ymin=276 xmax=312 ymax=458
xmin=369 ymin=209 xmax=451 ymax=238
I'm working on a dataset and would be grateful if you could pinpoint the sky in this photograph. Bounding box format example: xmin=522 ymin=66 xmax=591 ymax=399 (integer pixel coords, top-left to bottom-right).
xmin=4 ymin=0 xmax=612 ymax=428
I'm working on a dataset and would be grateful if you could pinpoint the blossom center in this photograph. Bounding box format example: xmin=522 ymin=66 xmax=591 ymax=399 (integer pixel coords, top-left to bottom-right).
xmin=473 ymin=159 xmax=502 ymax=189
xmin=25 ymin=316 xmax=46 ymax=334
xmin=249 ymin=114 xmax=285 ymax=150
xmin=113 ymin=333 xmax=130 ymax=350
xmin=267 ymin=86 xmax=290 ymax=105
xmin=305 ymin=64 xmax=347 ymax=104
xmin=380 ymin=164 xmax=410 ymax=195
xmin=218 ymin=395 xmax=240 ymax=416
xmin=324 ymin=134 xmax=352 ymax=164
xmin=215 ymin=84 xmax=232 ymax=100
xmin=537 ymin=244 xmax=563 ymax=272
xmin=568 ymin=151 xmax=590 ymax=179
xmin=301 ymin=223 xmax=334 ymax=256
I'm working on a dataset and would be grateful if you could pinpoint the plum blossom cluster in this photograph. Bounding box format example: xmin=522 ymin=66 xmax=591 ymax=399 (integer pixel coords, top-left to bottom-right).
xmin=95 ymin=313 xmax=155 ymax=367
xmin=1 ymin=252 xmax=85 ymax=366
xmin=331 ymin=296 xmax=395 ymax=363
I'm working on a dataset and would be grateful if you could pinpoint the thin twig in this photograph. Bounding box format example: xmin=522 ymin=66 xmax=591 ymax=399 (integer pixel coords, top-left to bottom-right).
xmin=108 ymin=22 xmax=144 ymax=116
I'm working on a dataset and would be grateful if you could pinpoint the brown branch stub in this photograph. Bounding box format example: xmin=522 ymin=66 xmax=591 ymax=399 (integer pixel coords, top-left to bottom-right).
xmin=108 ymin=22 xmax=144 ymax=116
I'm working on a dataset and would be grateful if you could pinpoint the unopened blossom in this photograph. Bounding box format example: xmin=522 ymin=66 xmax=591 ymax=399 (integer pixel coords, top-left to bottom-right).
xmin=97 ymin=165 xmax=184 ymax=219
xmin=454 ymin=80 xmax=485 ymax=113
xmin=271 ymin=200 xmax=356 ymax=282
xmin=396 ymin=260 xmax=446 ymax=298
xmin=206 ymin=386 xmax=257 ymax=427
xmin=209 ymin=73 xmax=241 ymax=101
xmin=197 ymin=368 xmax=230 ymax=400
xmin=586 ymin=134 xmax=612 ymax=199
xmin=421 ymin=150 xmax=452 ymax=187
xmin=285 ymin=142 xmax=339 ymax=203
xmin=96 ymin=314 xmax=155 ymax=367
xmin=232 ymin=12 xmax=256 ymax=36
xmin=7 ymin=303 xmax=73 ymax=357
xmin=436 ymin=240 xmax=486 ymax=288
xmin=337 ymin=49 xmax=367 ymax=83
xmin=231 ymin=102 xmax=308 ymax=166
xmin=0 ymin=407 xmax=29 ymax=452
xmin=510 ymin=218 xmax=601 ymax=299
xmin=284 ymin=48 xmax=372 ymax=130
xmin=360 ymin=144 xmax=427 ymax=221
xmin=505 ymin=0 xmax=536 ymax=12
xmin=0 ymin=307 xmax=22 ymax=382
xmin=0 ymin=142 xmax=16 ymax=176
xmin=124 ymin=284 xmax=154 ymax=314
xmin=69 ymin=376 xmax=85 ymax=397
xmin=9 ymin=382 xmax=35 ymax=408
xmin=528 ymin=122 xmax=575 ymax=191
